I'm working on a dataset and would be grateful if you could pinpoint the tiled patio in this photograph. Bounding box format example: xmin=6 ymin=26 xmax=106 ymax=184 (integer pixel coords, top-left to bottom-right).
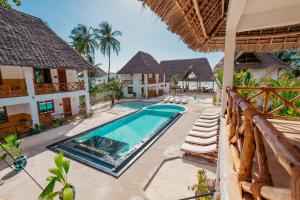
xmin=0 ymin=94 xmax=219 ymax=200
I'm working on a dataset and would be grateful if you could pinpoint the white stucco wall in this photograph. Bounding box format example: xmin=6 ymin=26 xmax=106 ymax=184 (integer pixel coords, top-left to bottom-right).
xmin=133 ymin=73 xmax=142 ymax=98
xmin=250 ymin=68 xmax=279 ymax=81
xmin=66 ymin=70 xmax=79 ymax=83
xmin=6 ymin=103 xmax=31 ymax=115
xmin=0 ymin=66 xmax=25 ymax=79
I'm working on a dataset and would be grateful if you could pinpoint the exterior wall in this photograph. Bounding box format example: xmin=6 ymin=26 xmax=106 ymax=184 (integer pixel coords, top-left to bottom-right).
xmin=0 ymin=66 xmax=24 ymax=79
xmin=0 ymin=66 xmax=89 ymax=129
xmin=6 ymin=103 xmax=31 ymax=115
xmin=250 ymin=68 xmax=279 ymax=81
xmin=133 ymin=73 xmax=142 ymax=98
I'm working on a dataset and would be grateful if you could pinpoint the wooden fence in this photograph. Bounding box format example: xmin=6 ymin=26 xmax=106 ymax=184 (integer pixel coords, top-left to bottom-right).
xmin=234 ymin=86 xmax=300 ymax=121
xmin=35 ymin=82 xmax=84 ymax=95
xmin=226 ymin=87 xmax=300 ymax=200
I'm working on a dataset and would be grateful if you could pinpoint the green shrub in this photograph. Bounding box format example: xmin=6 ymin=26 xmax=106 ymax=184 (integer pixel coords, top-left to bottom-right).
xmin=188 ymin=169 xmax=214 ymax=200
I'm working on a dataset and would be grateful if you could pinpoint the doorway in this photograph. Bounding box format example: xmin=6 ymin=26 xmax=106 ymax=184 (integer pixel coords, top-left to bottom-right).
xmin=62 ymin=97 xmax=72 ymax=117
xmin=57 ymin=69 xmax=67 ymax=91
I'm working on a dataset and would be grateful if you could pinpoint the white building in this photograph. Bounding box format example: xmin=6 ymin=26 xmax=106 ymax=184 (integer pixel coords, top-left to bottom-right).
xmin=0 ymin=7 xmax=93 ymax=137
xmin=117 ymin=51 xmax=167 ymax=98
xmin=160 ymin=58 xmax=213 ymax=92
xmin=213 ymin=52 xmax=290 ymax=81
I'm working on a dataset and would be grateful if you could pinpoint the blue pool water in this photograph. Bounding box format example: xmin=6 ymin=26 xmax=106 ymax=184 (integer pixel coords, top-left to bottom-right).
xmin=49 ymin=104 xmax=185 ymax=177
xmin=116 ymin=101 xmax=153 ymax=110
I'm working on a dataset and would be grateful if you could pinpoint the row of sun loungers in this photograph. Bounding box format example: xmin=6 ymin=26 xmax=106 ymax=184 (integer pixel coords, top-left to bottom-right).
xmin=180 ymin=112 xmax=220 ymax=160
xmin=163 ymin=96 xmax=189 ymax=104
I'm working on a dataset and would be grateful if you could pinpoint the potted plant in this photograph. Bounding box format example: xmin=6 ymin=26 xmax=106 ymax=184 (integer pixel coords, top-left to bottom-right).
xmin=0 ymin=134 xmax=27 ymax=171
xmin=39 ymin=152 xmax=75 ymax=200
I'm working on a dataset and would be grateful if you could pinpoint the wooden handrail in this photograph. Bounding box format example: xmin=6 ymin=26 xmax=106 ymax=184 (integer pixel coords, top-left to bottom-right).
xmin=0 ymin=84 xmax=28 ymax=98
xmin=233 ymin=86 xmax=300 ymax=121
xmin=34 ymin=82 xmax=84 ymax=95
xmin=226 ymin=87 xmax=300 ymax=200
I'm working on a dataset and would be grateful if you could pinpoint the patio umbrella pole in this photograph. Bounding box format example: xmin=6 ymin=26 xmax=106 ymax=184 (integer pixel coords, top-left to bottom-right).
xmin=0 ymin=143 xmax=44 ymax=190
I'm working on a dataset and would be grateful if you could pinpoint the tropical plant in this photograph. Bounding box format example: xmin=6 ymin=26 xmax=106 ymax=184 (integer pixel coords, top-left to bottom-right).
xmin=95 ymin=21 xmax=122 ymax=82
xmin=39 ymin=152 xmax=74 ymax=200
xmin=275 ymin=50 xmax=300 ymax=77
xmin=261 ymin=71 xmax=300 ymax=117
xmin=70 ymin=24 xmax=98 ymax=64
xmin=0 ymin=134 xmax=23 ymax=159
xmin=170 ymin=74 xmax=180 ymax=96
xmin=0 ymin=0 xmax=21 ymax=8
xmin=102 ymin=78 xmax=122 ymax=105
xmin=188 ymin=169 xmax=214 ymax=200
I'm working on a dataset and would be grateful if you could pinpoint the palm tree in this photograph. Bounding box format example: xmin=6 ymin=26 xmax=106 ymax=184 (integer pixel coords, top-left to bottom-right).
xmin=69 ymin=24 xmax=98 ymax=63
xmin=95 ymin=21 xmax=122 ymax=82
xmin=170 ymin=74 xmax=180 ymax=96
xmin=275 ymin=50 xmax=300 ymax=77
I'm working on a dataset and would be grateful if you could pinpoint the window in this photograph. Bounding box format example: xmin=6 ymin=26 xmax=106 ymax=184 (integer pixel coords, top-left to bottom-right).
xmin=0 ymin=107 xmax=8 ymax=123
xmin=34 ymin=68 xmax=52 ymax=84
xmin=128 ymin=87 xmax=133 ymax=94
xmin=38 ymin=100 xmax=54 ymax=114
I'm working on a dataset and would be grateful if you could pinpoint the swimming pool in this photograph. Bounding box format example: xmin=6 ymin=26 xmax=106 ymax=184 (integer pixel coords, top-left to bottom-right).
xmin=116 ymin=101 xmax=153 ymax=110
xmin=48 ymin=104 xmax=185 ymax=177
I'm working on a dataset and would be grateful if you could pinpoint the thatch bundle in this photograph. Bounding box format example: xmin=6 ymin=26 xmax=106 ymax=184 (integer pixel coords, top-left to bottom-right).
xmin=141 ymin=0 xmax=300 ymax=52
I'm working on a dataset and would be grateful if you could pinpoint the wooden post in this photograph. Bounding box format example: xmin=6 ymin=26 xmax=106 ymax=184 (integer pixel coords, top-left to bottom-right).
xmin=238 ymin=107 xmax=257 ymax=183
xmin=253 ymin=126 xmax=273 ymax=185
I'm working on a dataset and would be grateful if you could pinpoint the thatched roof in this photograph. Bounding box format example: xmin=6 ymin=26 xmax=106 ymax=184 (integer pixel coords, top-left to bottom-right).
xmin=88 ymin=66 xmax=107 ymax=77
xmin=0 ymin=6 xmax=93 ymax=70
xmin=140 ymin=0 xmax=300 ymax=52
xmin=213 ymin=52 xmax=289 ymax=74
xmin=160 ymin=58 xmax=213 ymax=82
xmin=117 ymin=51 xmax=161 ymax=74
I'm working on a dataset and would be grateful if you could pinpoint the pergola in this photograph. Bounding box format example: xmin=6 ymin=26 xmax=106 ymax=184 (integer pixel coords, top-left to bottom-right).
xmin=140 ymin=0 xmax=300 ymax=200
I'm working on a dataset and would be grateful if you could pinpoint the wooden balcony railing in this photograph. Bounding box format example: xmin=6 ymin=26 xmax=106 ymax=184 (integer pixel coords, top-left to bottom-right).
xmin=0 ymin=120 xmax=33 ymax=137
xmin=148 ymin=78 xmax=156 ymax=84
xmin=0 ymin=84 xmax=28 ymax=98
xmin=225 ymin=87 xmax=300 ymax=200
xmin=234 ymin=86 xmax=300 ymax=121
xmin=34 ymin=82 xmax=85 ymax=95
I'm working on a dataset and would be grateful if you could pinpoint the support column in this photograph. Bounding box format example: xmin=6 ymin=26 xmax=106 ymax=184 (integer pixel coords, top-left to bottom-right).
xmin=23 ymin=67 xmax=40 ymax=126
xmin=221 ymin=0 xmax=247 ymax=116
xmin=155 ymin=74 xmax=159 ymax=96
xmin=83 ymin=70 xmax=91 ymax=113
xmin=163 ymin=74 xmax=166 ymax=94
xmin=144 ymin=74 xmax=148 ymax=98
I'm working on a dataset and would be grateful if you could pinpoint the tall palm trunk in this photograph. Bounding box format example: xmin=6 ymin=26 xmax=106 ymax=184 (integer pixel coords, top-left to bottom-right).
xmin=107 ymin=50 xmax=111 ymax=83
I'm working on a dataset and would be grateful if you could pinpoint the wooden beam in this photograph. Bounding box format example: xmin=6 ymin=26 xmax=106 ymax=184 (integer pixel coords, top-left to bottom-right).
xmin=191 ymin=0 xmax=208 ymax=38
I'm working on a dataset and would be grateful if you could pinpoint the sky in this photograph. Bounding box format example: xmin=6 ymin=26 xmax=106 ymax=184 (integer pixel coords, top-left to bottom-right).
xmin=14 ymin=0 xmax=224 ymax=73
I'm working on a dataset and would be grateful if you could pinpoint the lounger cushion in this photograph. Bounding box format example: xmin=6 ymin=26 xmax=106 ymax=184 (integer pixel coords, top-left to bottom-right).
xmin=197 ymin=118 xmax=218 ymax=123
xmin=200 ymin=112 xmax=220 ymax=116
xmin=185 ymin=136 xmax=217 ymax=145
xmin=194 ymin=121 xmax=218 ymax=127
xmin=199 ymin=115 xmax=220 ymax=120
xmin=180 ymin=143 xmax=217 ymax=154
xmin=188 ymin=130 xmax=218 ymax=138
xmin=192 ymin=125 xmax=218 ymax=132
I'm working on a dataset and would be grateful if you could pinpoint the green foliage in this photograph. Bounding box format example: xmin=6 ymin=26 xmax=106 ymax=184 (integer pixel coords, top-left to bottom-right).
xmin=0 ymin=134 xmax=23 ymax=159
xmin=69 ymin=24 xmax=98 ymax=64
xmin=170 ymin=74 xmax=180 ymax=96
xmin=261 ymin=71 xmax=300 ymax=117
xmin=188 ymin=169 xmax=213 ymax=200
xmin=94 ymin=21 xmax=122 ymax=81
xmin=0 ymin=0 xmax=21 ymax=8
xmin=275 ymin=50 xmax=300 ymax=77
xmin=101 ymin=78 xmax=123 ymax=102
xmin=212 ymin=94 xmax=217 ymax=105
xmin=39 ymin=152 xmax=74 ymax=200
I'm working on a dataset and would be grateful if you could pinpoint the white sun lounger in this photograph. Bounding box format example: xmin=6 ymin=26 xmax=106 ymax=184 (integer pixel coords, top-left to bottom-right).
xmin=192 ymin=125 xmax=219 ymax=132
xmin=188 ymin=130 xmax=218 ymax=138
xmin=200 ymin=112 xmax=220 ymax=116
xmin=180 ymin=143 xmax=218 ymax=158
xmin=199 ymin=114 xmax=220 ymax=120
xmin=168 ymin=97 xmax=175 ymax=103
xmin=185 ymin=136 xmax=217 ymax=145
xmin=180 ymin=98 xmax=188 ymax=104
xmin=194 ymin=121 xmax=218 ymax=127
xmin=175 ymin=98 xmax=181 ymax=104
xmin=197 ymin=118 xmax=219 ymax=123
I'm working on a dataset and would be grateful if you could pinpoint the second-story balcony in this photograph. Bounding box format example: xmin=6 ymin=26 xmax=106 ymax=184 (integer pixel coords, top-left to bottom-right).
xmin=0 ymin=83 xmax=28 ymax=98
xmin=34 ymin=82 xmax=85 ymax=95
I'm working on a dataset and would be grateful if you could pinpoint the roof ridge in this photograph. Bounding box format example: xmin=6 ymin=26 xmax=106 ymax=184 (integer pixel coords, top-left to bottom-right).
xmin=0 ymin=5 xmax=41 ymax=21
xmin=160 ymin=57 xmax=208 ymax=63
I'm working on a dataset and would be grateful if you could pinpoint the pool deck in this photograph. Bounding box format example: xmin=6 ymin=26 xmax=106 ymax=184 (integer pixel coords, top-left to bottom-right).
xmin=0 ymin=94 xmax=219 ymax=200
